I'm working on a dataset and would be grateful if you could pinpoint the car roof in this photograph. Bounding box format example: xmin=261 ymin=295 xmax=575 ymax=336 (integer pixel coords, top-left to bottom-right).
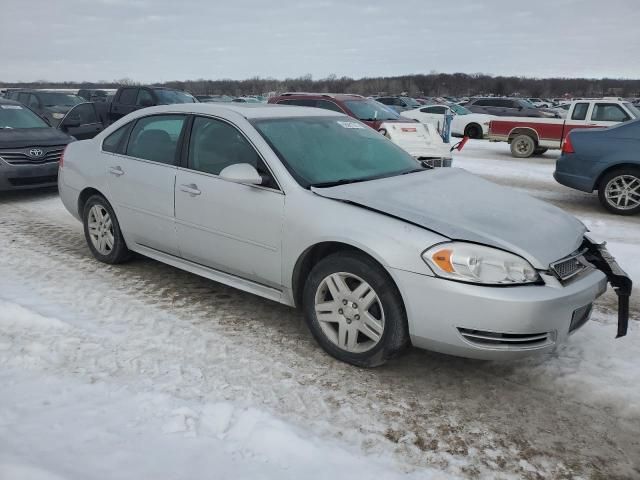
xmin=135 ymin=102 xmax=345 ymax=119
xmin=275 ymin=93 xmax=365 ymax=101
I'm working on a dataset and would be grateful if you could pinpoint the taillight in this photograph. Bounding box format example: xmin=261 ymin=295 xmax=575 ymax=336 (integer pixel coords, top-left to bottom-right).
xmin=59 ymin=145 xmax=68 ymax=168
xmin=561 ymin=135 xmax=575 ymax=154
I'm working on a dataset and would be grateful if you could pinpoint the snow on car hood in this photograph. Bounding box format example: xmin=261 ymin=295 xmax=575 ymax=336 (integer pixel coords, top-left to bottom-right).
xmin=312 ymin=168 xmax=586 ymax=268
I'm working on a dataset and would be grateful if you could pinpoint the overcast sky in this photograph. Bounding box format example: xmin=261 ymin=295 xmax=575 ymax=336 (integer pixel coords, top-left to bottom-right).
xmin=1 ymin=0 xmax=639 ymax=83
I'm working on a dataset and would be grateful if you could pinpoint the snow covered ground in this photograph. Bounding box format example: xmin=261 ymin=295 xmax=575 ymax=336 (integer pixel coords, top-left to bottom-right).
xmin=0 ymin=140 xmax=638 ymax=479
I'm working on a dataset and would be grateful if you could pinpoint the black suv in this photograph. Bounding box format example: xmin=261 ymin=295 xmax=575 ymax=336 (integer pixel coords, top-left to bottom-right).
xmin=0 ymin=98 xmax=75 ymax=190
xmin=466 ymin=97 xmax=557 ymax=118
xmin=108 ymin=86 xmax=197 ymax=123
xmin=5 ymin=89 xmax=86 ymax=126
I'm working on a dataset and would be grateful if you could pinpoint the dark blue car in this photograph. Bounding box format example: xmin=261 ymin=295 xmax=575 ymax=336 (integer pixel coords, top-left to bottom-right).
xmin=554 ymin=119 xmax=640 ymax=215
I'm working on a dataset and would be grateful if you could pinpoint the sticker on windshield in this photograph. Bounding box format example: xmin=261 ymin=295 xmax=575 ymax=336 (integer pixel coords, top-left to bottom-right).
xmin=337 ymin=121 xmax=364 ymax=129
xmin=0 ymin=105 xmax=23 ymax=109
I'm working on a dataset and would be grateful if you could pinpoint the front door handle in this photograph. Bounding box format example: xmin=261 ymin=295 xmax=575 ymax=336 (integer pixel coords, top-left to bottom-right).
xmin=180 ymin=183 xmax=201 ymax=196
xmin=109 ymin=166 xmax=124 ymax=176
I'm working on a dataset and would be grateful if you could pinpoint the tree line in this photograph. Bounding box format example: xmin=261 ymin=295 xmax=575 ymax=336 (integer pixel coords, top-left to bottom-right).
xmin=3 ymin=73 xmax=640 ymax=98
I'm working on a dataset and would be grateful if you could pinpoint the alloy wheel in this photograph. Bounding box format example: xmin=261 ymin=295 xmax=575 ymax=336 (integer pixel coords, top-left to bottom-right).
xmin=87 ymin=204 xmax=115 ymax=255
xmin=605 ymin=174 xmax=640 ymax=211
xmin=314 ymin=272 xmax=385 ymax=354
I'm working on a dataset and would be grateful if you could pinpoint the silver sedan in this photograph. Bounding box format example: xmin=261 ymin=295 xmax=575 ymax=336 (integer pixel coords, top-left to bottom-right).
xmin=58 ymin=103 xmax=631 ymax=367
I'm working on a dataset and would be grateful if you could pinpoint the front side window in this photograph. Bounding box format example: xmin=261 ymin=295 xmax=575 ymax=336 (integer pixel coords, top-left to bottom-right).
xmin=0 ymin=104 xmax=49 ymax=129
xmin=64 ymin=103 xmax=98 ymax=125
xmin=591 ymin=103 xmax=630 ymax=122
xmin=136 ymin=89 xmax=154 ymax=106
xmin=252 ymin=116 xmax=421 ymax=188
xmin=188 ymin=116 xmax=262 ymax=176
xmin=126 ymin=114 xmax=186 ymax=165
xmin=315 ymin=100 xmax=344 ymax=113
xmin=571 ymin=103 xmax=589 ymax=120
xmin=118 ymin=88 xmax=138 ymax=105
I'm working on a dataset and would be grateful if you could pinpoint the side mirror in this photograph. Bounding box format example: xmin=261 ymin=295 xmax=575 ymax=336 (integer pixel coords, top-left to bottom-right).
xmin=219 ymin=163 xmax=263 ymax=185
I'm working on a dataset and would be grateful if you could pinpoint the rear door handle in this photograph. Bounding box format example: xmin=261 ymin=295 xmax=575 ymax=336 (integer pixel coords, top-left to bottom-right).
xmin=109 ymin=166 xmax=124 ymax=176
xmin=179 ymin=183 xmax=201 ymax=196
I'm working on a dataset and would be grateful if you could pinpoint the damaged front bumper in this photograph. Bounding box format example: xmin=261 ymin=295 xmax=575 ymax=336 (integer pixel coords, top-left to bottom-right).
xmin=583 ymin=235 xmax=633 ymax=338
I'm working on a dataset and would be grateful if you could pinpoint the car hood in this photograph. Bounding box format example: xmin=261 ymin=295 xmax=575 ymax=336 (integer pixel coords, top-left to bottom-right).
xmin=312 ymin=168 xmax=586 ymax=269
xmin=0 ymin=127 xmax=73 ymax=149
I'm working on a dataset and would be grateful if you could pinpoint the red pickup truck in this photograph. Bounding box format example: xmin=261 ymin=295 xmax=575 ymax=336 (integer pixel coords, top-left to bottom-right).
xmin=487 ymin=99 xmax=639 ymax=158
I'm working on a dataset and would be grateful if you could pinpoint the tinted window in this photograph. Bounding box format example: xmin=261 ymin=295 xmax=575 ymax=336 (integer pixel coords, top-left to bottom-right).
xmin=27 ymin=94 xmax=39 ymax=109
xmin=136 ymin=89 xmax=154 ymax=106
xmin=473 ymin=99 xmax=490 ymax=106
xmin=591 ymin=103 xmax=630 ymax=122
xmin=154 ymin=89 xmax=196 ymax=104
xmin=126 ymin=115 xmax=186 ymax=164
xmin=102 ymin=124 xmax=132 ymax=154
xmin=252 ymin=116 xmax=420 ymax=187
xmin=64 ymin=103 xmax=98 ymax=125
xmin=315 ymin=100 xmax=344 ymax=113
xmin=571 ymin=103 xmax=589 ymax=120
xmin=188 ymin=116 xmax=262 ymax=176
xmin=376 ymin=98 xmax=393 ymax=105
xmin=422 ymin=106 xmax=447 ymax=114
xmin=277 ymin=99 xmax=316 ymax=107
xmin=118 ymin=88 xmax=138 ymax=105
xmin=343 ymin=99 xmax=399 ymax=120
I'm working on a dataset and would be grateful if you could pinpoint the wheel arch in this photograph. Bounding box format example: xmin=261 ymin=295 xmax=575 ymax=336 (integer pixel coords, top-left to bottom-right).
xmin=594 ymin=162 xmax=640 ymax=191
xmin=464 ymin=122 xmax=482 ymax=138
xmin=508 ymin=127 xmax=539 ymax=144
xmin=77 ymin=187 xmax=110 ymax=217
xmin=291 ymin=241 xmax=398 ymax=309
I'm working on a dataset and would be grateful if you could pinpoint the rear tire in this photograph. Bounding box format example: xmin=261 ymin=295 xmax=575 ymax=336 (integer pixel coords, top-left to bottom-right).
xmin=510 ymin=134 xmax=536 ymax=158
xmin=464 ymin=123 xmax=482 ymax=139
xmin=82 ymin=194 xmax=131 ymax=263
xmin=302 ymin=251 xmax=409 ymax=367
xmin=597 ymin=167 xmax=640 ymax=215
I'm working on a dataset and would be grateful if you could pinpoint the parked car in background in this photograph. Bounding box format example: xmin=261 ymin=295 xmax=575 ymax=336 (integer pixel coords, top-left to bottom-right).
xmin=5 ymin=89 xmax=85 ymax=127
xmin=78 ymin=89 xmax=116 ymax=103
xmin=375 ymin=96 xmax=422 ymax=112
xmin=489 ymin=99 xmax=639 ymax=158
xmin=528 ymin=98 xmax=552 ymax=108
xmin=57 ymin=102 xmax=631 ymax=366
xmin=555 ymin=119 xmax=640 ymax=215
xmin=401 ymin=103 xmax=493 ymax=139
xmin=107 ymin=86 xmax=197 ymax=124
xmin=549 ymin=103 xmax=571 ymax=118
xmin=196 ymin=95 xmax=233 ymax=103
xmin=0 ymin=98 xmax=75 ymax=190
xmin=268 ymin=93 xmax=450 ymax=164
xmin=466 ymin=97 xmax=557 ymax=118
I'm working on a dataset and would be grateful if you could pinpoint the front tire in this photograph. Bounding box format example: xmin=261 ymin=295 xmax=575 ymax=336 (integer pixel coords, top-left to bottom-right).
xmin=533 ymin=147 xmax=548 ymax=156
xmin=82 ymin=194 xmax=131 ymax=263
xmin=598 ymin=168 xmax=640 ymax=215
xmin=302 ymin=252 xmax=409 ymax=367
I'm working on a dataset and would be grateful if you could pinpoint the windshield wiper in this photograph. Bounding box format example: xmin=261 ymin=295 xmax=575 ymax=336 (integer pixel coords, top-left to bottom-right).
xmin=309 ymin=178 xmax=372 ymax=188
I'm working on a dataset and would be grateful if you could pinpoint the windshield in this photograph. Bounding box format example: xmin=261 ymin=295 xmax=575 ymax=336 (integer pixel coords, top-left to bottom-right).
xmin=39 ymin=93 xmax=83 ymax=107
xmin=449 ymin=103 xmax=471 ymax=115
xmin=402 ymin=97 xmax=421 ymax=108
xmin=623 ymin=102 xmax=640 ymax=118
xmin=154 ymin=89 xmax=196 ymax=104
xmin=0 ymin=104 xmax=49 ymax=129
xmin=252 ymin=116 xmax=422 ymax=187
xmin=344 ymin=99 xmax=400 ymax=121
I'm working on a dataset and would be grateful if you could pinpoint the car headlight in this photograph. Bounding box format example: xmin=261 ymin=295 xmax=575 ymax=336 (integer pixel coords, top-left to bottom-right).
xmin=422 ymin=242 xmax=540 ymax=285
xmin=51 ymin=113 xmax=65 ymax=119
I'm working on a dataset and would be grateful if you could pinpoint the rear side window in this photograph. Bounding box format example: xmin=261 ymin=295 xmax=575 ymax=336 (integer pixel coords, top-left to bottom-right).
xmin=126 ymin=114 xmax=186 ymax=165
xmin=118 ymin=88 xmax=138 ymax=105
xmin=571 ymin=103 xmax=589 ymax=120
xmin=102 ymin=123 xmax=132 ymax=154
xmin=591 ymin=103 xmax=630 ymax=122
xmin=136 ymin=89 xmax=154 ymax=106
